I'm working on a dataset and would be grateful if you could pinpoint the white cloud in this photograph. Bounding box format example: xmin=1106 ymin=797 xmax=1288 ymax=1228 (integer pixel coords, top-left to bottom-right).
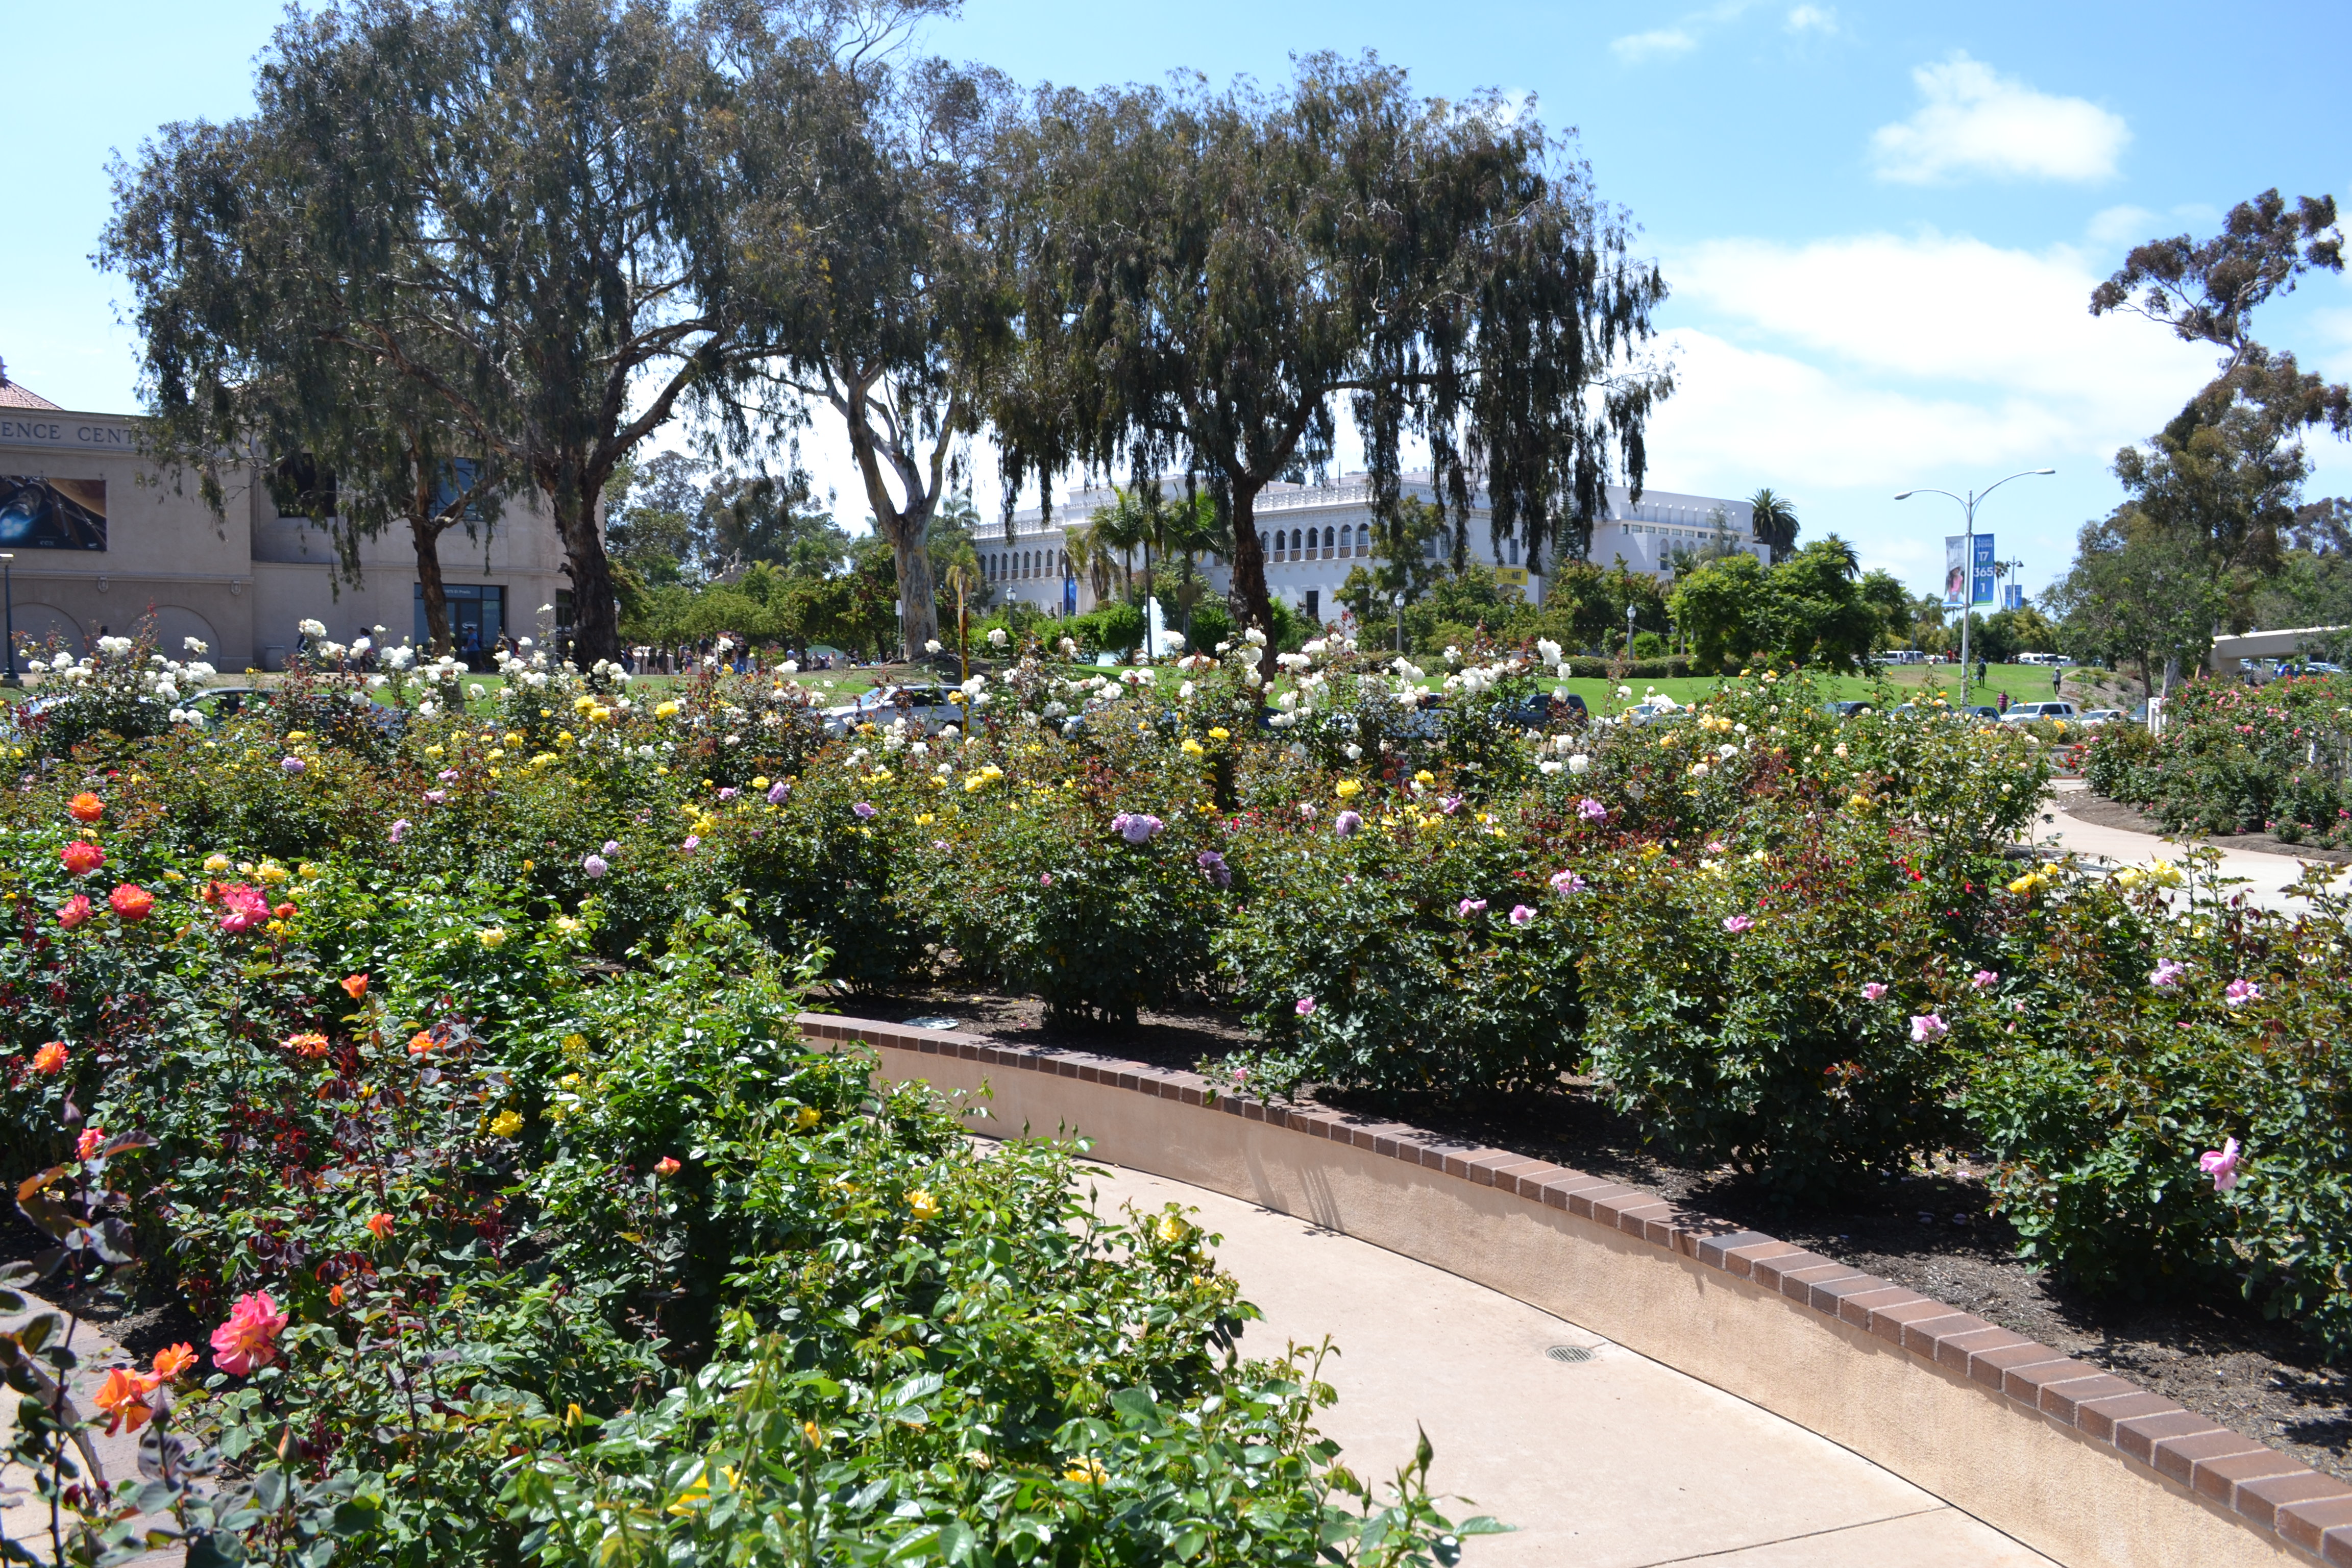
xmin=1784 ymin=5 xmax=1836 ymax=34
xmin=1870 ymin=54 xmax=2129 ymax=184
xmin=2086 ymin=205 xmax=2156 ymax=248
xmin=1648 ymin=230 xmax=2216 ymax=494
xmin=1611 ymin=27 xmax=1697 ymax=63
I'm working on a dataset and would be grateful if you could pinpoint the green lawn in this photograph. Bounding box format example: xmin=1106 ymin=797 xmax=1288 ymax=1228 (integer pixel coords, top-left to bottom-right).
xmin=2 ymin=658 xmax=2118 ymax=719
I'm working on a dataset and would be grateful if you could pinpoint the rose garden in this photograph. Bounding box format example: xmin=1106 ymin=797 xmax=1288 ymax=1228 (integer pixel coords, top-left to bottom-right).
xmin=3 ymin=622 xmax=2349 ymax=1564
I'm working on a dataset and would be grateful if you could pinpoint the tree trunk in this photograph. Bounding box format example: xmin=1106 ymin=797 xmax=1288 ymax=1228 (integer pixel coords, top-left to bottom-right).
xmin=1228 ymin=483 xmax=1276 ymax=678
xmin=891 ymin=530 xmax=940 ymax=659
xmin=550 ymin=484 xmax=623 ymax=667
xmin=411 ymin=516 xmax=452 ymax=655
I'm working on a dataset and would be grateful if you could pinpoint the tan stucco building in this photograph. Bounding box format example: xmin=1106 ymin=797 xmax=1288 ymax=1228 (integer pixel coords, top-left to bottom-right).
xmin=1 ymin=365 xmax=567 ymax=671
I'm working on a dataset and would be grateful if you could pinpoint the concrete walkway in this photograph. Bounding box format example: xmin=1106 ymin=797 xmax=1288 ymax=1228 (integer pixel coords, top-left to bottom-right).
xmin=0 ymin=1299 xmax=175 ymax=1564
xmin=1081 ymin=1163 xmax=2053 ymax=1567
xmin=2031 ymin=781 xmax=2350 ymax=915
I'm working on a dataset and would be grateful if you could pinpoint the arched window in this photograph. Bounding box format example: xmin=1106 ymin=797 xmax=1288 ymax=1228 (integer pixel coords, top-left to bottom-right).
xmin=1340 ymin=524 xmax=1353 ymax=554
xmin=1508 ymin=535 xmax=1520 ymax=566
xmin=1322 ymin=526 xmax=1335 ymax=553
xmin=1022 ymin=551 xmax=1032 ymax=576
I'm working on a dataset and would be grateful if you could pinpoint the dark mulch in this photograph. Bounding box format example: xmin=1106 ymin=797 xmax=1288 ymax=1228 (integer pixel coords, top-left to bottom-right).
xmin=825 ymin=982 xmax=2352 ymax=1483
xmin=2064 ymin=790 xmax=2352 ymax=866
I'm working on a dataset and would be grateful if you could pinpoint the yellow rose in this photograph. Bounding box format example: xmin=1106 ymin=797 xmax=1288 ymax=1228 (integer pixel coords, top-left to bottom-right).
xmin=1064 ymin=1457 xmax=1108 ymax=1486
xmin=1180 ymin=738 xmax=1206 ymax=756
xmin=1334 ymin=778 xmax=1363 ymax=800
xmin=203 ymin=853 xmax=231 ymax=874
xmin=1207 ymin=727 xmax=1230 ymax=741
xmin=479 ymin=927 xmax=508 ymax=949
xmin=796 ymin=1105 xmax=821 ymax=1130
xmin=488 ymin=1109 xmax=524 ymax=1138
xmin=908 ymin=1189 xmax=941 ymax=1221
xmin=655 ymin=701 xmax=680 ymax=719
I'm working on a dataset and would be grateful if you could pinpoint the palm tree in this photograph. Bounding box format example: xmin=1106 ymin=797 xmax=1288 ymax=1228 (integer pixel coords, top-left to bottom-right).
xmin=1088 ymin=487 xmax=1159 ymax=653
xmin=1063 ymin=519 xmax=1125 ymax=606
xmin=1749 ymin=488 xmax=1801 ymax=565
xmin=1157 ymin=489 xmax=1229 ymax=644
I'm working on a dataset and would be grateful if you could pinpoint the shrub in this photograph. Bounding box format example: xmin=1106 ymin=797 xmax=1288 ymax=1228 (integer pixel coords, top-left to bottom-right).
xmin=1216 ymin=772 xmax=1590 ymax=1096
xmin=1961 ymin=863 xmax=2352 ymax=1344
xmin=1580 ymin=810 xmax=1987 ymax=1196
xmin=2085 ymin=674 xmax=2352 ymax=838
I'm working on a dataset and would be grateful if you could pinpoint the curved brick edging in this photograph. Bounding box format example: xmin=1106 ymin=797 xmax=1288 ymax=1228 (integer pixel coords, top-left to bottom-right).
xmin=803 ymin=1012 xmax=2352 ymax=1568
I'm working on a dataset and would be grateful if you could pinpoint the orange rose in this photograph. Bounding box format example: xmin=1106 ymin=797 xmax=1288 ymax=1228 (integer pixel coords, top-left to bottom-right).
xmin=407 ymin=1031 xmax=437 ymax=1057
xmin=67 ymin=792 xmax=104 ymax=824
xmin=364 ymin=1212 xmax=394 ymax=1240
xmin=32 ymin=1042 xmax=68 ymax=1076
xmin=151 ymin=1343 xmax=198 ymax=1381
xmin=340 ymin=973 xmax=369 ymax=1000
xmin=93 ymin=1366 xmax=160 ymax=1434
xmin=284 ymin=1032 xmax=330 ymax=1059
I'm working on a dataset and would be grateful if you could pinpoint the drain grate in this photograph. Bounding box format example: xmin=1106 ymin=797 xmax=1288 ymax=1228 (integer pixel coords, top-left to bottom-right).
xmin=1544 ymin=1344 xmax=1598 ymax=1364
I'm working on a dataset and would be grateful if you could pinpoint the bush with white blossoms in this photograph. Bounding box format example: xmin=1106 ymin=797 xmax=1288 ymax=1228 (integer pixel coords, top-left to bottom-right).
xmin=14 ymin=625 xmax=219 ymax=756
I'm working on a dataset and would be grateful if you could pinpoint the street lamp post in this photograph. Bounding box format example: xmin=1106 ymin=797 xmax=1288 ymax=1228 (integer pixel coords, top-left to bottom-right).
xmin=1894 ymin=469 xmax=2054 ymax=706
xmin=1 ymin=553 xmax=15 ymax=688
xmin=1392 ymin=591 xmax=1405 ymax=654
xmin=1625 ymin=602 xmax=1636 ymax=657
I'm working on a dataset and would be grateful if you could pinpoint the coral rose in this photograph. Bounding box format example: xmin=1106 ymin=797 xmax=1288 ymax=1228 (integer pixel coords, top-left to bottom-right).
xmin=340 ymin=973 xmax=369 ymax=1000
xmin=108 ymin=884 xmax=154 ymax=923
xmin=32 ymin=1042 xmax=68 ymax=1075
xmin=56 ymin=895 xmax=92 ymax=930
xmin=93 ymin=1366 xmax=160 ymax=1435
xmin=67 ymin=792 xmax=104 ymax=824
xmin=151 ymin=1343 xmax=198 ymax=1381
xmin=60 ymin=841 xmax=105 ymax=877
xmin=209 ymin=1290 xmax=289 ymax=1376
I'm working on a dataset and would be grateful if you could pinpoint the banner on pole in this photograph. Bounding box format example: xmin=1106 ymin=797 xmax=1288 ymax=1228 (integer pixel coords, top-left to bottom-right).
xmin=1973 ymin=535 xmax=1997 ymax=606
xmin=1944 ymin=536 xmax=1967 ymax=607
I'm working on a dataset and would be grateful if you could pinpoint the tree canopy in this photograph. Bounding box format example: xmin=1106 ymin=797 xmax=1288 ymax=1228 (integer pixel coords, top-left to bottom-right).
xmin=990 ymin=55 xmax=1671 ymax=669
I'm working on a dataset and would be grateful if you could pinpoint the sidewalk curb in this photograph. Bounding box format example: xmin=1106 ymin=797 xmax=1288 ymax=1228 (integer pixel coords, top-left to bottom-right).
xmin=806 ymin=1010 xmax=2352 ymax=1568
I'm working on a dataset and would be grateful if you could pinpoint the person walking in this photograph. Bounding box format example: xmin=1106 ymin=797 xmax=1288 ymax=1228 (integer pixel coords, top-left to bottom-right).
xmin=1998 ymin=691 xmax=2010 ymax=715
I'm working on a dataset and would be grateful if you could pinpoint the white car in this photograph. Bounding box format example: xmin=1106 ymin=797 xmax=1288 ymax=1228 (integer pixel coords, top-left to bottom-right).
xmin=2001 ymin=700 xmax=2077 ymax=724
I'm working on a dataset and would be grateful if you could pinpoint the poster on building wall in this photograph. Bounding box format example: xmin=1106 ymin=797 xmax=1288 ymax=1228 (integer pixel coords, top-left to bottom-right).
xmin=0 ymin=475 xmax=107 ymax=551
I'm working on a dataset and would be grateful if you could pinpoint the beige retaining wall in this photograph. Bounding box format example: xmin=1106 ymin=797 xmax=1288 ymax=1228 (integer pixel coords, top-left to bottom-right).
xmin=800 ymin=1014 xmax=2352 ymax=1568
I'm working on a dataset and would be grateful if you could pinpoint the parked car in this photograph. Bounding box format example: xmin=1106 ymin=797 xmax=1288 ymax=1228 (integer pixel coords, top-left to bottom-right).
xmin=822 ymin=683 xmax=961 ymax=737
xmin=1492 ymin=690 xmax=1589 ymax=729
xmin=2001 ymin=700 xmax=2077 ymax=724
xmin=1822 ymin=699 xmax=1878 ymax=719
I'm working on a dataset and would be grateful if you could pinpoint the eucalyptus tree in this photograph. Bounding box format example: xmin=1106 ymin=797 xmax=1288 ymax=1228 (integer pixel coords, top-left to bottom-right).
xmin=107 ymin=0 xmax=849 ymax=666
xmin=720 ymin=1 xmax=1018 ymax=658
xmin=104 ymin=116 xmax=507 ymax=653
xmin=991 ymin=54 xmax=1672 ymax=672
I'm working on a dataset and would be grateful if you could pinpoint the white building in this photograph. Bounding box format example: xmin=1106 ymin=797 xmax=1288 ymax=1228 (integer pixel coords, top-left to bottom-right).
xmin=1 ymin=364 xmax=569 ymax=671
xmin=973 ymin=472 xmax=1767 ymax=629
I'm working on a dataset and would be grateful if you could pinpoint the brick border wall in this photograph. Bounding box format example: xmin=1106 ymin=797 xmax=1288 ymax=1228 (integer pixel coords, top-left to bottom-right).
xmin=799 ymin=1012 xmax=2352 ymax=1566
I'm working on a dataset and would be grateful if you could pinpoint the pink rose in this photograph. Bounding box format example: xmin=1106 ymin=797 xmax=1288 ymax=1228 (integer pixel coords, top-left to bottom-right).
xmin=209 ymin=1290 xmax=289 ymax=1376
xmin=2198 ymin=1137 xmax=2241 ymax=1192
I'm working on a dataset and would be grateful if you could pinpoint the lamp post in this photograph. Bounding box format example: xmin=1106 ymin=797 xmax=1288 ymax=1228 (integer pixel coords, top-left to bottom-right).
xmin=1 ymin=553 xmax=15 ymax=687
xmin=1625 ymin=602 xmax=1636 ymax=657
xmin=1392 ymin=591 xmax=1405 ymax=654
xmin=1895 ymin=470 xmax=2053 ymax=706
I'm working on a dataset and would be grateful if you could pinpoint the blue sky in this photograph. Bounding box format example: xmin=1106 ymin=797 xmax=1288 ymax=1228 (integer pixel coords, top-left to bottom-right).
xmin=6 ymin=0 xmax=2348 ymax=602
